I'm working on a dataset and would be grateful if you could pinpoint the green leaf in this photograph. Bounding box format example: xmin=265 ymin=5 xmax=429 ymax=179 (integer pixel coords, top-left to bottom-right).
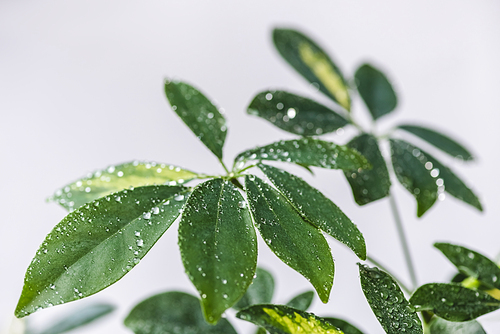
xmin=233 ymin=267 xmax=275 ymax=311
xmin=179 ymin=178 xmax=257 ymax=324
xmin=390 ymin=139 xmax=438 ymax=217
xmin=245 ymin=175 xmax=334 ymax=303
xmin=344 ymin=134 xmax=391 ymax=205
xmin=323 ymin=318 xmax=364 ymax=334
xmin=398 ymin=125 xmax=473 ymax=161
xmin=434 ymin=243 xmax=500 ymax=290
xmin=258 ymin=163 xmax=366 ymax=259
xmin=235 ymin=138 xmax=371 ymax=171
xmin=164 ymin=80 xmax=227 ymax=159
xmin=124 ymin=291 xmax=237 ymax=334
xmin=236 ymin=304 xmax=343 ymax=334
xmin=48 ymin=161 xmax=197 ymax=211
xmin=273 ymin=28 xmax=351 ymax=111
xmin=16 ymin=185 xmax=190 ymax=318
xmin=429 ymin=317 xmax=486 ymax=334
xmin=358 ymin=264 xmax=422 ymax=334
xmin=33 ymin=303 xmax=114 ymax=334
xmin=354 ymin=64 xmax=397 ymax=120
xmin=285 ymin=291 xmax=314 ymax=311
xmin=247 ymin=90 xmax=349 ymax=136
xmin=409 ymin=283 xmax=500 ymax=321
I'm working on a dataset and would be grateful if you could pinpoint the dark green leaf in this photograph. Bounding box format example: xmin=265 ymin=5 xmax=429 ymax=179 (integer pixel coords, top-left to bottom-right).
xmin=358 ymin=264 xmax=422 ymax=334
xmin=429 ymin=317 xmax=486 ymax=334
xmin=235 ymin=138 xmax=371 ymax=171
xmin=258 ymin=163 xmax=366 ymax=259
xmin=179 ymin=178 xmax=257 ymax=323
xmin=245 ymin=175 xmax=334 ymax=303
xmin=48 ymin=161 xmax=197 ymax=211
xmin=247 ymin=90 xmax=349 ymax=136
xmin=285 ymin=291 xmax=314 ymax=311
xmin=124 ymin=291 xmax=237 ymax=334
xmin=236 ymin=304 xmax=343 ymax=334
xmin=355 ymin=64 xmax=397 ymax=120
xmin=398 ymin=125 xmax=473 ymax=161
xmin=233 ymin=267 xmax=275 ymax=311
xmin=409 ymin=283 xmax=500 ymax=321
xmin=16 ymin=185 xmax=190 ymax=317
xmin=164 ymin=80 xmax=227 ymax=159
xmin=344 ymin=134 xmax=391 ymax=205
xmin=255 ymin=328 xmax=268 ymax=334
xmin=323 ymin=318 xmax=364 ymax=334
xmin=273 ymin=28 xmax=351 ymax=111
xmin=34 ymin=303 xmax=114 ymax=334
xmin=390 ymin=139 xmax=438 ymax=217
xmin=435 ymin=243 xmax=500 ymax=290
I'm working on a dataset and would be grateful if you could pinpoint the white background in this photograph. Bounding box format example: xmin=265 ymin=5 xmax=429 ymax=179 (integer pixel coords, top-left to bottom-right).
xmin=1 ymin=1 xmax=500 ymax=333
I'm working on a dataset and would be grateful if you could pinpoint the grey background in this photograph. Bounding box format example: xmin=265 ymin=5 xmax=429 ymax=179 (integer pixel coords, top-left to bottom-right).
xmin=1 ymin=1 xmax=499 ymax=333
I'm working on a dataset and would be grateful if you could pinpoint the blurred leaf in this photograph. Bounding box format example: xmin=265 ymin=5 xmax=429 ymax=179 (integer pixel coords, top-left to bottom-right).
xmin=355 ymin=64 xmax=397 ymax=120
xmin=233 ymin=268 xmax=275 ymax=311
xmin=429 ymin=317 xmax=486 ymax=334
xmin=245 ymin=175 xmax=334 ymax=303
xmin=164 ymin=80 xmax=227 ymax=159
xmin=236 ymin=304 xmax=342 ymax=334
xmin=124 ymin=291 xmax=237 ymax=334
xmin=35 ymin=303 xmax=114 ymax=334
xmin=344 ymin=134 xmax=391 ymax=205
xmin=285 ymin=291 xmax=314 ymax=311
xmin=398 ymin=125 xmax=473 ymax=161
xmin=235 ymin=138 xmax=371 ymax=171
xmin=410 ymin=283 xmax=500 ymax=321
xmin=247 ymin=90 xmax=349 ymax=136
xmin=273 ymin=28 xmax=351 ymax=111
xmin=258 ymin=163 xmax=366 ymax=259
xmin=323 ymin=318 xmax=364 ymax=334
xmin=16 ymin=185 xmax=189 ymax=317
xmin=435 ymin=243 xmax=500 ymax=289
xmin=48 ymin=161 xmax=197 ymax=211
xmin=179 ymin=178 xmax=257 ymax=324
xmin=358 ymin=264 xmax=422 ymax=334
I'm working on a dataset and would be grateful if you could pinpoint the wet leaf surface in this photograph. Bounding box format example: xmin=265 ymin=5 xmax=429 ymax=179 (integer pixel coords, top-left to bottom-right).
xmin=259 ymin=163 xmax=365 ymax=259
xmin=285 ymin=291 xmax=314 ymax=311
xmin=323 ymin=318 xmax=364 ymax=334
xmin=358 ymin=264 xmax=422 ymax=334
xmin=409 ymin=283 xmax=500 ymax=321
xmin=124 ymin=291 xmax=237 ymax=334
xmin=16 ymin=185 xmax=190 ymax=317
xmin=245 ymin=175 xmax=334 ymax=303
xmin=179 ymin=178 xmax=257 ymax=323
xmin=164 ymin=80 xmax=227 ymax=159
xmin=233 ymin=267 xmax=275 ymax=311
xmin=247 ymin=90 xmax=348 ymax=136
xmin=429 ymin=317 xmax=486 ymax=334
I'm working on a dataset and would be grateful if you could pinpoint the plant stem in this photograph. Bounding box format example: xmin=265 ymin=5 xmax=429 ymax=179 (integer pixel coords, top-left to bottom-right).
xmin=219 ymin=158 xmax=230 ymax=174
xmin=366 ymin=255 xmax=412 ymax=295
xmin=389 ymin=193 xmax=418 ymax=290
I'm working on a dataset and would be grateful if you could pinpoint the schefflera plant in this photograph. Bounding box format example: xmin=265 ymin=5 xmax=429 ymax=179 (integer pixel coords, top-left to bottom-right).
xmin=15 ymin=79 xmax=371 ymax=326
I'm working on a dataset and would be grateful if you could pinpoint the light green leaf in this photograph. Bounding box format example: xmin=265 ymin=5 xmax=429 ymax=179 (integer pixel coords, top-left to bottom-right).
xmin=164 ymin=80 xmax=227 ymax=159
xmin=398 ymin=125 xmax=473 ymax=161
xmin=434 ymin=243 xmax=500 ymax=290
xmin=124 ymin=291 xmax=237 ymax=334
xmin=16 ymin=185 xmax=190 ymax=318
xmin=236 ymin=304 xmax=343 ymax=334
xmin=344 ymin=134 xmax=391 ymax=206
xmin=233 ymin=267 xmax=275 ymax=311
xmin=235 ymin=138 xmax=371 ymax=171
xmin=247 ymin=90 xmax=349 ymax=136
xmin=179 ymin=178 xmax=257 ymax=324
xmin=258 ymin=163 xmax=365 ymax=260
xmin=355 ymin=64 xmax=397 ymax=120
xmin=409 ymin=283 xmax=500 ymax=321
xmin=323 ymin=318 xmax=364 ymax=334
xmin=273 ymin=28 xmax=351 ymax=111
xmin=48 ymin=161 xmax=197 ymax=211
xmin=429 ymin=317 xmax=486 ymax=334
xmin=245 ymin=175 xmax=334 ymax=303
xmin=358 ymin=264 xmax=422 ymax=334
xmin=285 ymin=291 xmax=314 ymax=311
xmin=33 ymin=303 xmax=114 ymax=334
